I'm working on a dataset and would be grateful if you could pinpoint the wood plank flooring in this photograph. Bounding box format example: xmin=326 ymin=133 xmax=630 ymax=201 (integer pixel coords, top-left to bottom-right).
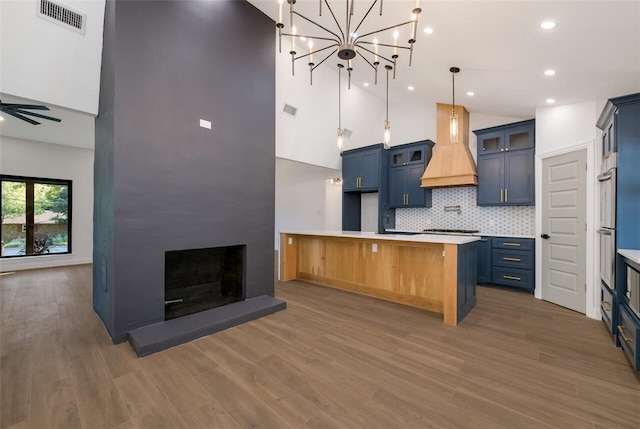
xmin=1 ymin=264 xmax=639 ymax=428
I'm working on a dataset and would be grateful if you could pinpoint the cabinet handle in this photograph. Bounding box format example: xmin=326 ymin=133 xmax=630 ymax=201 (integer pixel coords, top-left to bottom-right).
xmin=406 ymin=194 xmax=409 ymax=205
xmin=503 ymin=275 xmax=522 ymax=281
xmin=601 ymin=302 xmax=611 ymax=311
xmin=502 ymin=242 xmax=521 ymax=247
xmin=505 ymin=188 xmax=508 ymax=202
xmin=500 ymin=188 xmax=504 ymax=202
xmin=618 ymin=326 xmax=633 ymax=343
xmin=503 ymin=257 xmax=521 ymax=262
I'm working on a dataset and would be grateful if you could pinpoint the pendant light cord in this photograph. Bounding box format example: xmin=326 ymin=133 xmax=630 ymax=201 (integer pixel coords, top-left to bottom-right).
xmin=338 ymin=66 xmax=342 ymax=129
xmin=386 ymin=67 xmax=389 ymax=121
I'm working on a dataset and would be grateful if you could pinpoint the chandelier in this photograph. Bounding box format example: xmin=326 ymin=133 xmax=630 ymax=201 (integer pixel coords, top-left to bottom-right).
xmin=276 ymin=0 xmax=422 ymax=151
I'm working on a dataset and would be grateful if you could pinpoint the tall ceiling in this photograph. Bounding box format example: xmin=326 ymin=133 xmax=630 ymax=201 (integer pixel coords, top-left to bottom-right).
xmin=251 ymin=0 xmax=640 ymax=117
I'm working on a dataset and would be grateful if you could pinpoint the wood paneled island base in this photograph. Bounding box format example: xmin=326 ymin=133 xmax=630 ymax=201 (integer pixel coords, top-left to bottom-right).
xmin=280 ymin=231 xmax=479 ymax=325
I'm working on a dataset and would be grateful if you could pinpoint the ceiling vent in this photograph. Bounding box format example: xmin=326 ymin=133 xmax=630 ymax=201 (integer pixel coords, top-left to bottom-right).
xmin=37 ymin=0 xmax=86 ymax=35
xmin=282 ymin=103 xmax=298 ymax=117
xmin=342 ymin=128 xmax=353 ymax=139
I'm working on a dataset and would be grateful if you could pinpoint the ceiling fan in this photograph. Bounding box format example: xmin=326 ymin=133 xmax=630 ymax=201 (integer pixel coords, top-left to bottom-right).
xmin=0 ymin=100 xmax=61 ymax=125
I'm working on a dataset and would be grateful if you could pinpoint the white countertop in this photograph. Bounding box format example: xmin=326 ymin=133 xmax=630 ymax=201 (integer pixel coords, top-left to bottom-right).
xmin=618 ymin=249 xmax=640 ymax=265
xmin=385 ymin=229 xmax=536 ymax=240
xmin=281 ymin=230 xmax=480 ymax=245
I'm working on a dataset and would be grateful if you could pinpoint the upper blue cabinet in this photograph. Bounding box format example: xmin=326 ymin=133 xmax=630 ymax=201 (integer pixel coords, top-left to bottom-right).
xmin=474 ymin=119 xmax=535 ymax=206
xmin=388 ymin=140 xmax=434 ymax=208
xmin=342 ymin=145 xmax=383 ymax=192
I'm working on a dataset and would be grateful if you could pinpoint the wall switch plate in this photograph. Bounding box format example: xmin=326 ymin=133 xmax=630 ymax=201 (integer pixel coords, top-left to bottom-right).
xmin=199 ymin=119 xmax=212 ymax=129
xmin=372 ymin=243 xmax=378 ymax=253
xmin=288 ymin=237 xmax=293 ymax=245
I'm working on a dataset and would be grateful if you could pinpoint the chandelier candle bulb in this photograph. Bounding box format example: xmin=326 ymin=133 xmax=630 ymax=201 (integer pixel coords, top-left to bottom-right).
xmin=291 ymin=25 xmax=296 ymax=53
xmin=278 ymin=0 xmax=283 ymax=24
xmin=308 ymin=40 xmax=313 ymax=63
xmin=373 ymin=38 xmax=378 ymax=62
xmin=393 ymin=30 xmax=399 ymax=55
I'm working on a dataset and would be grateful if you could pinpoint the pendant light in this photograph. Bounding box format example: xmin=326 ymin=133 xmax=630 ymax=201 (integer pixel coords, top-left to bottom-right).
xmin=337 ymin=64 xmax=344 ymax=153
xmin=383 ymin=65 xmax=393 ymax=149
xmin=449 ymin=66 xmax=460 ymax=144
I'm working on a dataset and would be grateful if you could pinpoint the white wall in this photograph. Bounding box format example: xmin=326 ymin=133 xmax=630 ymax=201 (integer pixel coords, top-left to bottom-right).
xmin=535 ymin=100 xmax=599 ymax=319
xmin=275 ymin=157 xmax=341 ymax=250
xmin=0 ymin=0 xmax=105 ymax=114
xmin=0 ymin=136 xmax=94 ymax=271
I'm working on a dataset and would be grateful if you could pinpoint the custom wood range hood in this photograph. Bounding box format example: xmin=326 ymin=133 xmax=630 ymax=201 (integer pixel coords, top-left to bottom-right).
xmin=420 ymin=103 xmax=478 ymax=188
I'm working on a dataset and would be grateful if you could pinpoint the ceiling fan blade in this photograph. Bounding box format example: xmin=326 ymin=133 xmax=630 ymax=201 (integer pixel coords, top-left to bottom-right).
xmin=0 ymin=103 xmax=50 ymax=110
xmin=2 ymin=109 xmax=41 ymax=125
xmin=14 ymin=109 xmax=61 ymax=123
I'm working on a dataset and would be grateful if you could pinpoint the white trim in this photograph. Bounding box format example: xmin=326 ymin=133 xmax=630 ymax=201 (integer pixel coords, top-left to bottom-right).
xmin=535 ymin=141 xmax=598 ymax=319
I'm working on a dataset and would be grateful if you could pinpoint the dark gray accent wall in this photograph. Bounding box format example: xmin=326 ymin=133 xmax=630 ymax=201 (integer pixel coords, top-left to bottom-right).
xmin=94 ymin=0 xmax=276 ymax=343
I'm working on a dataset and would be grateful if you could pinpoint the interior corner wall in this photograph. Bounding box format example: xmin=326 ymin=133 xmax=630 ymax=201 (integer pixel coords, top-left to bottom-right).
xmin=275 ymin=158 xmax=341 ymax=251
xmin=0 ymin=0 xmax=105 ymax=114
xmin=94 ymin=0 xmax=275 ymax=342
xmin=0 ymin=136 xmax=94 ymax=271
xmin=534 ymin=100 xmax=599 ymax=319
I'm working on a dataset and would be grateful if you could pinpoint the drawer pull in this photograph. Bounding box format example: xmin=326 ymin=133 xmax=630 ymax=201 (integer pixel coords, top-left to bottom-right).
xmin=601 ymin=302 xmax=611 ymax=311
xmin=618 ymin=326 xmax=634 ymax=343
xmin=502 ymin=242 xmax=521 ymax=247
xmin=503 ymin=275 xmax=522 ymax=281
xmin=503 ymin=257 xmax=521 ymax=262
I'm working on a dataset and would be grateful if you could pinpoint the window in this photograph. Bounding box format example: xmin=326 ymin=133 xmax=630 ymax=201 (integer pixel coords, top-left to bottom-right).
xmin=1 ymin=175 xmax=72 ymax=258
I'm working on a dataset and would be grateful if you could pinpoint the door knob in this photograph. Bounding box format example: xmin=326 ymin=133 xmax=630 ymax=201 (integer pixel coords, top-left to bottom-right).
xmin=541 ymin=234 xmax=550 ymax=239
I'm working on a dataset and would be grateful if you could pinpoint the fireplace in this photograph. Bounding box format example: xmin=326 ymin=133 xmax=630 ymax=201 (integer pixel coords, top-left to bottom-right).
xmin=165 ymin=245 xmax=245 ymax=320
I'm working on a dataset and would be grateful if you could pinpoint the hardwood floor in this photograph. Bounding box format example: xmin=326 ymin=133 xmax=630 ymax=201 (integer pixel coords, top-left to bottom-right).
xmin=1 ymin=264 xmax=638 ymax=428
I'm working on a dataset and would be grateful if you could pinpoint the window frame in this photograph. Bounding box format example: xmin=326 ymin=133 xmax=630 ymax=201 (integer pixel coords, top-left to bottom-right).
xmin=1 ymin=174 xmax=73 ymax=258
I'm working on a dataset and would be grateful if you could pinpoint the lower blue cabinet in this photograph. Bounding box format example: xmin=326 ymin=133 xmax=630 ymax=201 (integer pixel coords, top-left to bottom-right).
xmin=478 ymin=236 xmax=535 ymax=292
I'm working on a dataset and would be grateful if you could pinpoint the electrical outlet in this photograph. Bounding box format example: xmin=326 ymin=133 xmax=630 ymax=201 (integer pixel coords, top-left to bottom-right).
xmin=372 ymin=243 xmax=378 ymax=253
xmin=288 ymin=237 xmax=293 ymax=245
xmin=199 ymin=119 xmax=212 ymax=129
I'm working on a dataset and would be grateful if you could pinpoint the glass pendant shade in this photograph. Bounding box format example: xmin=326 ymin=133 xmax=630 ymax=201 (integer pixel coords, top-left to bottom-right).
xmin=383 ymin=120 xmax=391 ymax=149
xmin=337 ymin=128 xmax=344 ymax=152
xmin=450 ymin=110 xmax=459 ymax=144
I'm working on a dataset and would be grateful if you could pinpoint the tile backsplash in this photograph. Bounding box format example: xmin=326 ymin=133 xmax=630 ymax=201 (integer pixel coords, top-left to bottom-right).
xmin=396 ymin=187 xmax=535 ymax=236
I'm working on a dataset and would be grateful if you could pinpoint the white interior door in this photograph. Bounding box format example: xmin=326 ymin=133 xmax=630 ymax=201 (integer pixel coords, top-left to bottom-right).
xmin=541 ymin=149 xmax=587 ymax=313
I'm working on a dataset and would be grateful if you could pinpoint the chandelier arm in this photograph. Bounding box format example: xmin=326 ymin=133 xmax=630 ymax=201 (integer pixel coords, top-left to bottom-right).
xmin=282 ymin=32 xmax=340 ymax=44
xmin=294 ymin=44 xmax=338 ymax=62
xmin=292 ymin=11 xmax=343 ymax=44
xmin=355 ymin=50 xmax=377 ymax=71
xmin=346 ymin=0 xmax=355 ymax=43
xmin=322 ymin=0 xmax=346 ymax=42
xmin=311 ymin=48 xmax=339 ymax=71
xmin=351 ymin=0 xmax=379 ymax=39
xmin=358 ymin=41 xmax=412 ymax=51
xmin=355 ymin=43 xmax=396 ymax=64
xmin=353 ymin=20 xmax=414 ymax=43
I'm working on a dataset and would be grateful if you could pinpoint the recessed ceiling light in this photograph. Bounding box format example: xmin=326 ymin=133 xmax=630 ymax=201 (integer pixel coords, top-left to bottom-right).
xmin=546 ymin=98 xmax=556 ymax=104
xmin=363 ymin=82 xmax=370 ymax=87
xmin=423 ymin=27 xmax=434 ymax=35
xmin=467 ymin=91 xmax=474 ymax=96
xmin=540 ymin=21 xmax=556 ymax=30
xmin=544 ymin=69 xmax=556 ymax=76
xmin=0 ymin=116 xmax=4 ymax=121
xmin=408 ymin=86 xmax=415 ymax=91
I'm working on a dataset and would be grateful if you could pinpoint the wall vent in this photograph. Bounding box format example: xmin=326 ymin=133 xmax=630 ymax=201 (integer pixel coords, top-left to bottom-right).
xmin=342 ymin=128 xmax=353 ymax=139
xmin=37 ymin=0 xmax=86 ymax=35
xmin=282 ymin=103 xmax=298 ymax=117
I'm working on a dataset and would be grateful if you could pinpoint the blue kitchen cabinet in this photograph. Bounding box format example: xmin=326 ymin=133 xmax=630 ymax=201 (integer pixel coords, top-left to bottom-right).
xmin=388 ymin=140 xmax=434 ymax=208
xmin=490 ymin=237 xmax=535 ymax=292
xmin=476 ymin=237 xmax=492 ymax=284
xmin=342 ymin=146 xmax=381 ymax=191
xmin=475 ymin=119 xmax=535 ymax=206
xmin=476 ymin=153 xmax=504 ymax=205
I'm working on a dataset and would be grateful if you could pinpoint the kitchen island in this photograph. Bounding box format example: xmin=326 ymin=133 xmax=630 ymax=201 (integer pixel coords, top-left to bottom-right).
xmin=279 ymin=231 xmax=479 ymax=325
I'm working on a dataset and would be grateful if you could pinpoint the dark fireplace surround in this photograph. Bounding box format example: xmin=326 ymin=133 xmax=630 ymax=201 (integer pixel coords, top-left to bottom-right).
xmin=92 ymin=1 xmax=286 ymax=357
xmin=165 ymin=245 xmax=245 ymax=320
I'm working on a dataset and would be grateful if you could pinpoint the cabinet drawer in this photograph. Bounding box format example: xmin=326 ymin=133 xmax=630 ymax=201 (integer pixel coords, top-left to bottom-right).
xmin=617 ymin=305 xmax=639 ymax=371
xmin=492 ymin=267 xmax=533 ymax=291
xmin=601 ymin=283 xmax=615 ymax=335
xmin=492 ymin=249 xmax=533 ymax=270
xmin=492 ymin=237 xmax=533 ymax=251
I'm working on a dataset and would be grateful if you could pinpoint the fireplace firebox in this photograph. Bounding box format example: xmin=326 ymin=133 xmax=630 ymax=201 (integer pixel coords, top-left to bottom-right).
xmin=165 ymin=245 xmax=245 ymax=320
